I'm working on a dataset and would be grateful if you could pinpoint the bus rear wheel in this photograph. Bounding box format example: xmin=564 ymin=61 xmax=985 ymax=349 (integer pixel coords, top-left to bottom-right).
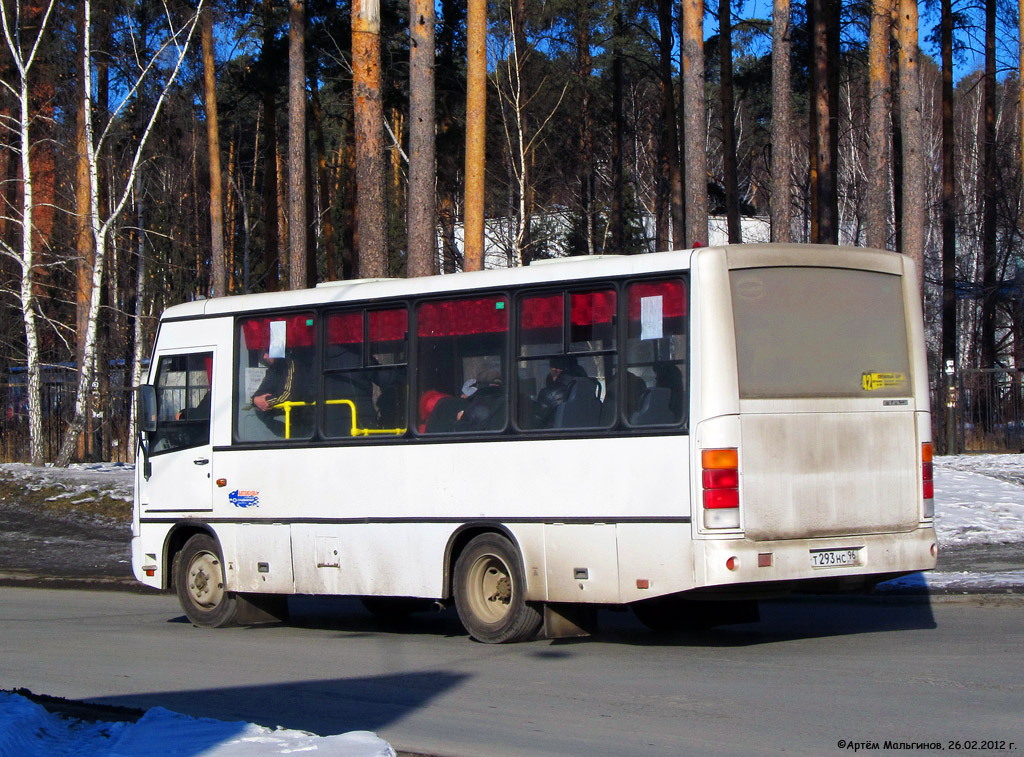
xmin=453 ymin=534 xmax=542 ymax=643
xmin=174 ymin=534 xmax=238 ymax=628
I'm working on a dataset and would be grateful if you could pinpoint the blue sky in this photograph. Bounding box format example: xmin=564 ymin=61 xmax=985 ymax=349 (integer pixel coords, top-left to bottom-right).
xmin=740 ymin=0 xmax=1021 ymax=82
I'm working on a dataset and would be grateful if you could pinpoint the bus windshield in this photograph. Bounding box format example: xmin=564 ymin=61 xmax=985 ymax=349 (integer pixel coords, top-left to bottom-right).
xmin=730 ymin=266 xmax=911 ymax=399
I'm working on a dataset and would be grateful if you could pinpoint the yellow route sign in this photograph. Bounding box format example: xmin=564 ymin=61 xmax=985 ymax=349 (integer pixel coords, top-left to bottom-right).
xmin=861 ymin=372 xmax=906 ymax=391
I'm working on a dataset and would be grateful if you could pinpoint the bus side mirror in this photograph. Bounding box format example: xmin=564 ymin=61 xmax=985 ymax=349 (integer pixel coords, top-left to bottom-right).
xmin=137 ymin=385 xmax=157 ymax=434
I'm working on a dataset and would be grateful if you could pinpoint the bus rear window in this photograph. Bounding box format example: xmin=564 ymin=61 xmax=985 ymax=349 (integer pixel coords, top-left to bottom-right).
xmin=730 ymin=267 xmax=911 ymax=399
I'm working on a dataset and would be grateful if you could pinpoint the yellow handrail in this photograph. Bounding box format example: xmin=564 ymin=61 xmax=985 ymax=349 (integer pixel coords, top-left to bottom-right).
xmin=278 ymin=400 xmax=406 ymax=439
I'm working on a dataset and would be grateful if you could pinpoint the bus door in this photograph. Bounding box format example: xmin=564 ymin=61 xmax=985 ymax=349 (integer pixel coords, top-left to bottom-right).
xmin=143 ymin=349 xmax=216 ymax=514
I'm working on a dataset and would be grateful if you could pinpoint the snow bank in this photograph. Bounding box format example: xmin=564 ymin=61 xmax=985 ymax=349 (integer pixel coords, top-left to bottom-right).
xmin=0 ymin=692 xmax=395 ymax=757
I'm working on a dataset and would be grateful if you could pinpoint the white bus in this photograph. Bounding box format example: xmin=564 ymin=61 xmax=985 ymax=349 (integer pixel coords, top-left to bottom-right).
xmin=133 ymin=244 xmax=937 ymax=643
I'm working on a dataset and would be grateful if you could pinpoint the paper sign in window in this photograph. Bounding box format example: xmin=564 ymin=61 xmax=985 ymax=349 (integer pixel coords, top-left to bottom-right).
xmin=268 ymin=320 xmax=287 ymax=358
xmin=640 ymin=296 xmax=664 ymax=340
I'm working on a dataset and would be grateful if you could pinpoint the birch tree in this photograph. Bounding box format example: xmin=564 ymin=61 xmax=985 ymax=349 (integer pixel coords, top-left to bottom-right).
xmin=55 ymin=0 xmax=204 ymax=467
xmin=494 ymin=0 xmax=567 ymax=267
xmin=0 ymin=0 xmax=57 ymax=466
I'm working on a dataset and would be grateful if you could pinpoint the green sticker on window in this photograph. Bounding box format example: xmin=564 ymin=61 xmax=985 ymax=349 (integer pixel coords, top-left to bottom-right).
xmin=306 ymin=319 xmax=314 ymax=326
xmin=495 ymin=302 xmax=505 ymax=310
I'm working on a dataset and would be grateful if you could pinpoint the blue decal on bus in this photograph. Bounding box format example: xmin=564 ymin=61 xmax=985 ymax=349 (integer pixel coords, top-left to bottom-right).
xmin=229 ymin=489 xmax=260 ymax=508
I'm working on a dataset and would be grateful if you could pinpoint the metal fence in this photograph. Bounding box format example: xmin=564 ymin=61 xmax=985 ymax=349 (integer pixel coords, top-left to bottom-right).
xmin=937 ymin=369 xmax=1024 ymax=454
xmin=1 ymin=382 xmax=134 ymax=463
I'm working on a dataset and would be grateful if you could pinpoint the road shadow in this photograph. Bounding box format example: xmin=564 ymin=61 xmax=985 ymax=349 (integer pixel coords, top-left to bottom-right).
xmin=167 ymin=595 xmax=469 ymax=638
xmin=163 ymin=592 xmax=936 ymax=650
xmin=93 ymin=670 xmax=470 ymax=744
xmin=558 ymin=593 xmax=939 ymax=648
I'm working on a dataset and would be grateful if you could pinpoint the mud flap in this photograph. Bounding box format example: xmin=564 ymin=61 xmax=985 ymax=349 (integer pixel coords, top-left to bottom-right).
xmin=234 ymin=593 xmax=290 ymax=625
xmin=542 ymin=603 xmax=598 ymax=639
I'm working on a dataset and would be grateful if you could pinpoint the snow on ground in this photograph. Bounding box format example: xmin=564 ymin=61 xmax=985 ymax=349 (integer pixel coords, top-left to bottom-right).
xmin=1 ymin=454 xmax=1023 ymax=753
xmin=932 ymin=455 xmax=1024 ymax=547
xmin=0 ymin=692 xmax=395 ymax=756
xmin=0 ymin=461 xmax=134 ymax=504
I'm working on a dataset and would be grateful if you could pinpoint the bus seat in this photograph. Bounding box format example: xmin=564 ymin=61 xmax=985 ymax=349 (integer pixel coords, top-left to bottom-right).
xmin=630 ymin=387 xmax=673 ymax=426
xmin=554 ymin=377 xmax=602 ymax=428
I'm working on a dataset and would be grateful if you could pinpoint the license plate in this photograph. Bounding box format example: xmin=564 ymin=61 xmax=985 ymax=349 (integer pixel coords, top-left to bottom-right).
xmin=810 ymin=548 xmax=861 ymax=568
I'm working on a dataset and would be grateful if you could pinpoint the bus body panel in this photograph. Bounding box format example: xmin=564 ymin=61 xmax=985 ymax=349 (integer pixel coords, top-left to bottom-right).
xmin=738 ymin=410 xmax=919 ymax=540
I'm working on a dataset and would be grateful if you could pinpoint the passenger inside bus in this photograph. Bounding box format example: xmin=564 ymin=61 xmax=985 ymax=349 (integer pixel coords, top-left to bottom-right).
xmin=527 ymin=357 xmax=602 ymax=429
xmin=455 ymin=368 xmax=506 ymax=431
xmin=251 ymin=349 xmax=314 ymax=437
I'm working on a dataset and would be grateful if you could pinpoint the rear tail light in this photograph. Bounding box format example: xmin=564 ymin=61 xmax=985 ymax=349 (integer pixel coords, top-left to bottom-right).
xmin=702 ymin=448 xmax=740 ymax=529
xmin=922 ymin=442 xmax=934 ymax=518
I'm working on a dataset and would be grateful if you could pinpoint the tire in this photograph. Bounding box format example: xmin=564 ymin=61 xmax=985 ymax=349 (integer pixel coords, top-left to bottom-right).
xmin=174 ymin=534 xmax=238 ymax=628
xmin=633 ymin=595 xmax=759 ymax=632
xmin=453 ymin=533 xmax=542 ymax=643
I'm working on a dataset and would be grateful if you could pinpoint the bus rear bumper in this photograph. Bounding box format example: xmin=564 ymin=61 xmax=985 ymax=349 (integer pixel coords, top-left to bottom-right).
xmin=697 ymin=526 xmax=938 ymax=593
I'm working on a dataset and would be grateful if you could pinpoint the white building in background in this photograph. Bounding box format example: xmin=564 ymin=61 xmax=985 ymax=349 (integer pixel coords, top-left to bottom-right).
xmin=437 ymin=212 xmax=772 ymax=272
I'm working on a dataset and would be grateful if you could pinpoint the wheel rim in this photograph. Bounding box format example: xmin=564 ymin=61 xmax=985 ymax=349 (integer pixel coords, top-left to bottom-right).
xmin=186 ymin=549 xmax=225 ymax=609
xmin=465 ymin=552 xmax=513 ymax=624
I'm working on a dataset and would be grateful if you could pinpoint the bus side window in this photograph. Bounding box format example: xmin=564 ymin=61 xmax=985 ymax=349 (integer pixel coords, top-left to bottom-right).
xmin=417 ymin=296 xmax=508 ymax=434
xmin=151 ymin=352 xmax=212 ymax=454
xmin=624 ymin=279 xmax=687 ymax=427
xmin=517 ymin=289 xmax=616 ymax=430
xmin=323 ymin=308 xmax=408 ymax=438
xmin=235 ymin=314 xmax=317 ymax=442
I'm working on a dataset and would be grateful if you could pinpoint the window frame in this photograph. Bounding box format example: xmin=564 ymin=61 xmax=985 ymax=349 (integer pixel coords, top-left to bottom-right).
xmin=150 ymin=350 xmax=213 ymax=457
xmin=226 ymin=273 xmax=689 ymax=449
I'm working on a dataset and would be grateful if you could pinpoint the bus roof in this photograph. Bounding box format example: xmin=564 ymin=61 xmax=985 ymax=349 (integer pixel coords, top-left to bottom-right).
xmin=160 ymin=244 xmax=907 ymax=322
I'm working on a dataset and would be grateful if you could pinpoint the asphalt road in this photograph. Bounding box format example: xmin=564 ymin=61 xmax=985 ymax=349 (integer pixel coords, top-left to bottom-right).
xmin=2 ymin=587 xmax=1021 ymax=756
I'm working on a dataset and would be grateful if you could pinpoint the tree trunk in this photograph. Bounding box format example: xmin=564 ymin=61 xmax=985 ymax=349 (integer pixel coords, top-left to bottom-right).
xmin=897 ymin=0 xmax=925 ymax=294
xmin=261 ymin=0 xmax=280 ymax=291
xmin=463 ymin=0 xmax=486 ymax=271
xmin=408 ymin=0 xmax=437 ymax=277
xmin=719 ymin=0 xmax=741 ymax=243
xmin=75 ymin=0 xmax=94 ymax=367
xmin=288 ymin=0 xmax=307 ymax=290
xmin=770 ymin=0 xmax=792 ymax=243
xmin=940 ymin=0 xmax=956 ymax=381
xmin=352 ymin=0 xmax=388 ymax=278
xmin=201 ymin=6 xmax=226 ymax=297
xmin=311 ymin=76 xmax=338 ymax=281
xmin=610 ymin=0 xmax=625 ymax=253
xmin=979 ymin=0 xmax=997 ymax=368
xmin=681 ymin=0 xmax=708 ymax=247
xmin=575 ymin=0 xmax=596 ymax=256
xmin=866 ymin=0 xmax=892 ymax=250
xmin=2 ymin=0 xmax=58 ymax=465
xmin=809 ymin=0 xmax=835 ymax=244
xmin=657 ymin=0 xmax=682 ymax=250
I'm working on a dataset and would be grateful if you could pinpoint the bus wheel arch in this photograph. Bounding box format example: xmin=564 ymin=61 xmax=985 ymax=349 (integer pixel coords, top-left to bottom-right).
xmin=172 ymin=531 xmax=239 ymax=628
xmin=451 ymin=531 xmax=543 ymax=643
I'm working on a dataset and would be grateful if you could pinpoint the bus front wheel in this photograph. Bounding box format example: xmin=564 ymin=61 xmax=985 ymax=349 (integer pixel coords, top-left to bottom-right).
xmin=453 ymin=534 xmax=542 ymax=643
xmin=174 ymin=534 xmax=239 ymax=628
